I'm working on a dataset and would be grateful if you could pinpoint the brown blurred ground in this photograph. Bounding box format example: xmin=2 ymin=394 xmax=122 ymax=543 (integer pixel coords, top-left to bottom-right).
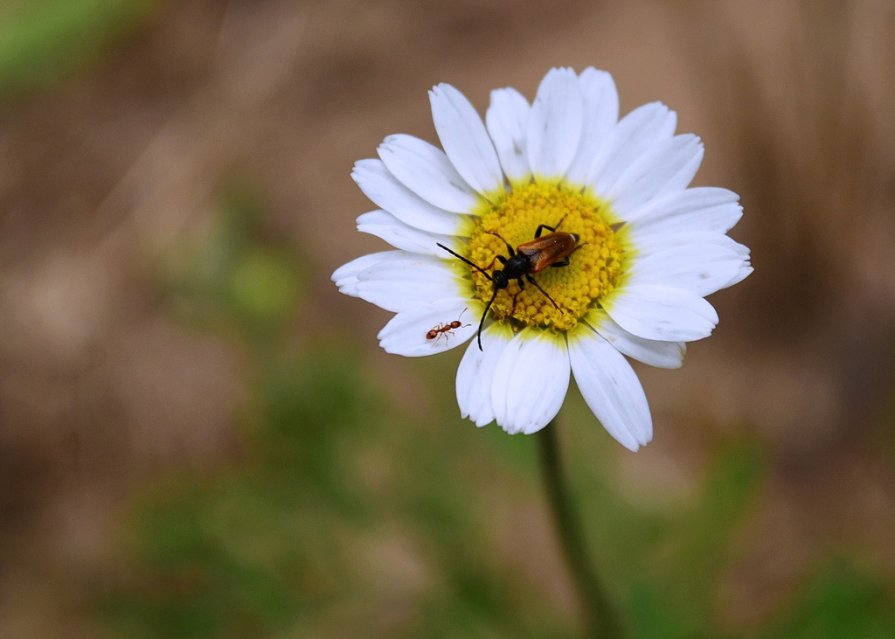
xmin=1 ymin=0 xmax=895 ymax=635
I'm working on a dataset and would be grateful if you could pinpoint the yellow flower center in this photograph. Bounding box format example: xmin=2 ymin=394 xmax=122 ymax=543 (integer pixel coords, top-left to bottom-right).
xmin=466 ymin=181 xmax=630 ymax=332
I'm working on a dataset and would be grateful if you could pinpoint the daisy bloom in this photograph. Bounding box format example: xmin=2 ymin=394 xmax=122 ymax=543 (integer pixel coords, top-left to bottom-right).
xmin=332 ymin=67 xmax=752 ymax=450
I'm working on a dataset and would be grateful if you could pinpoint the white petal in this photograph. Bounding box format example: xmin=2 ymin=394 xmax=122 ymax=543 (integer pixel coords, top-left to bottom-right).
xmin=331 ymin=251 xmax=396 ymax=297
xmin=623 ymin=186 xmax=743 ymax=231
xmin=722 ymin=264 xmax=754 ymax=289
xmin=604 ymin=285 xmax=718 ymax=342
xmin=352 ymin=159 xmax=472 ymax=236
xmin=607 ymin=134 xmax=704 ymax=216
xmin=456 ymin=322 xmax=515 ymax=427
xmin=356 ymin=210 xmax=461 ymax=256
xmin=352 ymin=252 xmax=465 ymax=312
xmin=378 ymin=299 xmax=479 ymax=357
xmin=588 ymin=102 xmax=677 ymax=196
xmin=568 ymin=327 xmax=652 ymax=451
xmin=586 ymin=309 xmax=686 ymax=369
xmin=430 ymin=83 xmax=505 ymax=198
xmin=633 ymin=230 xmax=750 ymax=257
xmin=566 ymin=68 xmax=619 ymax=185
xmin=486 ymin=87 xmax=531 ymax=183
xmin=378 ymin=135 xmax=479 ymax=213
xmin=629 ymin=238 xmax=753 ymax=297
xmin=491 ymin=329 xmax=570 ymax=435
xmin=526 ymin=68 xmax=584 ymax=180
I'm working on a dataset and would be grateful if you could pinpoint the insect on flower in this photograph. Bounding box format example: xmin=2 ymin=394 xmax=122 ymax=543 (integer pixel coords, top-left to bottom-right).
xmin=426 ymin=308 xmax=471 ymax=343
xmin=332 ymin=67 xmax=753 ymax=447
xmin=437 ymin=220 xmax=581 ymax=350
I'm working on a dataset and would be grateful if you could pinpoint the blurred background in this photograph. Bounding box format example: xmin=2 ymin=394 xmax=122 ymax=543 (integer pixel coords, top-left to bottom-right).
xmin=1 ymin=0 xmax=894 ymax=637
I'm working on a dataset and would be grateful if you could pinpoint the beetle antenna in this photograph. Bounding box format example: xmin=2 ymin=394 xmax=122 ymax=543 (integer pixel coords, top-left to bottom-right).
xmin=476 ymin=290 xmax=498 ymax=351
xmin=436 ymin=243 xmax=493 ymax=281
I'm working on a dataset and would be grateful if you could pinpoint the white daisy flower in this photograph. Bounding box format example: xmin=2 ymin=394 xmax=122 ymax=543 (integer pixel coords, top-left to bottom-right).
xmin=332 ymin=67 xmax=752 ymax=451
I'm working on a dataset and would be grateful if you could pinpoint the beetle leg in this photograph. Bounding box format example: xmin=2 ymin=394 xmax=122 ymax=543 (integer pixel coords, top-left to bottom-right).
xmin=549 ymin=258 xmax=570 ymax=268
xmin=509 ymin=288 xmax=528 ymax=316
xmin=526 ymin=275 xmax=559 ymax=308
xmin=534 ymin=215 xmax=566 ymax=237
xmin=486 ymin=232 xmax=516 ymax=256
xmin=482 ymin=253 xmax=509 ymax=271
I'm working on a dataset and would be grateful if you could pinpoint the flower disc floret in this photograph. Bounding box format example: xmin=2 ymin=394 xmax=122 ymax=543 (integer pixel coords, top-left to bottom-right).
xmin=468 ymin=182 xmax=630 ymax=331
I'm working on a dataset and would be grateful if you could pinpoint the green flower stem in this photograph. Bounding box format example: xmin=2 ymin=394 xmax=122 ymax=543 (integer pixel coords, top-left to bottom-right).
xmin=537 ymin=420 xmax=625 ymax=638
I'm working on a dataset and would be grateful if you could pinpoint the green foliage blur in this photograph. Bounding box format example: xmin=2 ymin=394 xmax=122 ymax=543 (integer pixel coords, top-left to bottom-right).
xmin=99 ymin=190 xmax=895 ymax=638
xmin=3 ymin=2 xmax=894 ymax=637
xmin=0 ymin=0 xmax=155 ymax=98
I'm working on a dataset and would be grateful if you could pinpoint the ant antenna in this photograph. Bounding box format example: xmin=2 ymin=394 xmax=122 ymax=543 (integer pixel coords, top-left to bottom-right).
xmin=435 ymin=243 xmax=493 ymax=281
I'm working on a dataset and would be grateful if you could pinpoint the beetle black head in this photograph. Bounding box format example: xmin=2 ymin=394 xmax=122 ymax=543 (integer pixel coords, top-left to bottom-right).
xmin=491 ymin=271 xmax=509 ymax=290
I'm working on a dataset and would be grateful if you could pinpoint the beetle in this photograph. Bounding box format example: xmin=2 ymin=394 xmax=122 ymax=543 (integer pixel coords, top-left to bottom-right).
xmin=426 ymin=308 xmax=471 ymax=343
xmin=437 ymin=221 xmax=580 ymax=350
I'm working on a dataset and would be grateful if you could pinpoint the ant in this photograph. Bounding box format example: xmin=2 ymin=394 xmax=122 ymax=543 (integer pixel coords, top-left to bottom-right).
xmin=425 ymin=309 xmax=471 ymax=343
xmin=437 ymin=220 xmax=580 ymax=350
